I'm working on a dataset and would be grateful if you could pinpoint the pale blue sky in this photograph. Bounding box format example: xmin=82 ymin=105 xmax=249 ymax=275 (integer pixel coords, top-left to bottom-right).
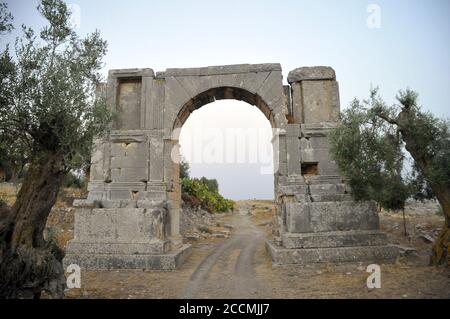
xmin=4 ymin=0 xmax=450 ymax=199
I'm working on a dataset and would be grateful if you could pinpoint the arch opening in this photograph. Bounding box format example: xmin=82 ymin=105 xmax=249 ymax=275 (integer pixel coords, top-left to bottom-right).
xmin=173 ymin=86 xmax=277 ymax=132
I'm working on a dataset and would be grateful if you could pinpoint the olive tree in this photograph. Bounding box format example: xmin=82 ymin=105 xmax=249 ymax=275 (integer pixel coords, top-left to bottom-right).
xmin=329 ymin=88 xmax=450 ymax=265
xmin=0 ymin=0 xmax=111 ymax=298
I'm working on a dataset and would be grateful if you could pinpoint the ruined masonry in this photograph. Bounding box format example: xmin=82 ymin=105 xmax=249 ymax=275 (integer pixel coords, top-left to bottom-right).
xmin=63 ymin=64 xmax=399 ymax=270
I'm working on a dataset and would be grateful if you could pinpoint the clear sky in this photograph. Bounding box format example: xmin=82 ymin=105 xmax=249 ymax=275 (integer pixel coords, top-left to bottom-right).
xmin=4 ymin=0 xmax=450 ymax=199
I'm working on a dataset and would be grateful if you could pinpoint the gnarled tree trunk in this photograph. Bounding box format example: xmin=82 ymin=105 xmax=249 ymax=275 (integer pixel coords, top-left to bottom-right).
xmin=0 ymin=153 xmax=67 ymax=298
xmin=398 ymin=112 xmax=450 ymax=266
xmin=429 ymin=186 xmax=450 ymax=266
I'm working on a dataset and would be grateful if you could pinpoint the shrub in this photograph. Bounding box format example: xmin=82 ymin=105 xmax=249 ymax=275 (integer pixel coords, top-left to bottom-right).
xmin=199 ymin=177 xmax=218 ymax=193
xmin=180 ymin=159 xmax=190 ymax=179
xmin=63 ymin=171 xmax=87 ymax=189
xmin=181 ymin=177 xmax=234 ymax=213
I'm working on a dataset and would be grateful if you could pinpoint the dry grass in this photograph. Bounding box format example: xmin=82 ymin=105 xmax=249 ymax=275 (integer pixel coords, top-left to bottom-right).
xmin=0 ymin=183 xmax=20 ymax=206
xmin=0 ymin=183 xmax=84 ymax=207
xmin=0 ymin=183 xmax=78 ymax=250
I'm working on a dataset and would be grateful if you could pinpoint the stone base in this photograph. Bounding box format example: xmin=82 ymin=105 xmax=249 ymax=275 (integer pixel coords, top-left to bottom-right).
xmin=63 ymin=244 xmax=192 ymax=270
xmin=281 ymin=230 xmax=388 ymax=249
xmin=285 ymin=200 xmax=381 ymax=234
xmin=65 ymin=240 xmax=172 ymax=255
xmin=266 ymin=240 xmax=399 ymax=265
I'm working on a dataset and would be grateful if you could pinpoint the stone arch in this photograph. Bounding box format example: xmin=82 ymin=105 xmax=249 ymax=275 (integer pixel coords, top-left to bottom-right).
xmin=163 ymin=64 xmax=289 ymax=136
xmin=172 ymin=86 xmax=278 ymax=132
xmin=65 ymin=64 xmax=398 ymax=271
xmin=167 ymin=85 xmax=282 ymax=243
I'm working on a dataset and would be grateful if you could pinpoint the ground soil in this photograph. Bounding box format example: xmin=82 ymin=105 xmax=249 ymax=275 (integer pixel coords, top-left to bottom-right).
xmin=1 ymin=184 xmax=449 ymax=299
xmin=65 ymin=200 xmax=449 ymax=299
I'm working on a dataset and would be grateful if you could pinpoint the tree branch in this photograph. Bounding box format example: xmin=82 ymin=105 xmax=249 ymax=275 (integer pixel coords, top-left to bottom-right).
xmin=375 ymin=112 xmax=399 ymax=125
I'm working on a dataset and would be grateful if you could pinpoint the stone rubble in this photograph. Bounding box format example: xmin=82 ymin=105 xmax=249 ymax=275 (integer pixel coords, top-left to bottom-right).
xmin=180 ymin=205 xmax=232 ymax=241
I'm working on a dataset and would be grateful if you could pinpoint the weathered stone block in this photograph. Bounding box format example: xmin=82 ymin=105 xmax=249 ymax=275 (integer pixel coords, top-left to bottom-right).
xmin=281 ymin=230 xmax=388 ymax=249
xmin=86 ymin=191 xmax=106 ymax=201
xmin=278 ymin=185 xmax=307 ymax=196
xmin=285 ymin=202 xmax=311 ymax=233
xmin=109 ymin=68 xmax=154 ymax=78
xmin=309 ymin=183 xmax=338 ymax=194
xmin=256 ymin=71 xmax=284 ymax=110
xmin=124 ymin=142 xmax=148 ymax=157
xmin=310 ymin=194 xmax=353 ymax=202
xmin=111 ymin=143 xmax=126 ymax=157
xmin=73 ymin=199 xmax=99 ymax=208
xmin=300 ymin=148 xmax=338 ymax=175
xmin=125 ymin=208 xmax=166 ymax=241
xmin=66 ymin=240 xmax=170 ymax=255
xmin=72 ymin=207 xmax=167 ymax=244
xmin=107 ymin=189 xmax=131 ymax=200
xmin=307 ymin=136 xmax=330 ymax=149
xmin=286 ymin=201 xmax=380 ymax=233
xmin=89 ymin=139 xmax=107 ymax=181
xmin=63 ymin=244 xmax=192 ymax=270
xmin=286 ymin=125 xmax=301 ymax=175
xmin=290 ymin=82 xmax=302 ymax=124
xmin=165 ymin=63 xmax=281 ymax=77
xmin=111 ymin=167 xmax=148 ymax=183
xmin=276 ymin=162 xmax=287 ymax=176
xmin=147 ymin=79 xmax=164 ymax=129
xmin=301 ymin=80 xmax=339 ymax=123
xmin=137 ymin=199 xmax=165 ymax=208
xmin=115 ymin=79 xmax=142 ymax=130
xmin=287 ymin=66 xmax=336 ymax=83
xmin=110 ymin=131 xmax=147 ymax=143
xmin=142 ymin=191 xmax=166 ymax=202
xmin=266 ymin=240 xmax=399 ymax=265
xmin=111 ymin=156 xmax=148 ymax=169
xmin=149 ymin=137 xmax=164 ymax=181
xmin=73 ymin=208 xmax=117 ymax=242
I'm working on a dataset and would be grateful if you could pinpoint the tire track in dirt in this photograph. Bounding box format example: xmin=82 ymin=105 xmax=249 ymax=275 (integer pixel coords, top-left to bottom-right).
xmin=183 ymin=214 xmax=266 ymax=298
xmin=183 ymin=235 xmax=241 ymax=298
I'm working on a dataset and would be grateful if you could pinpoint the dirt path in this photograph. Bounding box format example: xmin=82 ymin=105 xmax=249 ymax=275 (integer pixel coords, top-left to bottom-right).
xmin=1 ymin=184 xmax=447 ymax=299
xmin=183 ymin=212 xmax=266 ymax=298
xmin=57 ymin=199 xmax=449 ymax=299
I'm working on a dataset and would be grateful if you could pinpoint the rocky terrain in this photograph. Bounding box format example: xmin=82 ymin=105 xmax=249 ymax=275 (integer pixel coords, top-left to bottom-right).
xmin=180 ymin=206 xmax=233 ymax=241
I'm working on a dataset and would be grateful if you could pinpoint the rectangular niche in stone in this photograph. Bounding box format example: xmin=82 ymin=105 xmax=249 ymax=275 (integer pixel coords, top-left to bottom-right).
xmin=115 ymin=78 xmax=142 ymax=130
xmin=301 ymin=162 xmax=318 ymax=176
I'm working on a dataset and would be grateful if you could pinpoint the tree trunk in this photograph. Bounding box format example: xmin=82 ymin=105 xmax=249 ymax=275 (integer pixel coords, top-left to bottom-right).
xmin=0 ymin=159 xmax=12 ymax=182
xmin=402 ymin=208 xmax=408 ymax=237
xmin=429 ymin=186 xmax=450 ymax=266
xmin=10 ymin=154 xmax=64 ymax=249
xmin=9 ymin=166 xmax=20 ymax=184
xmin=0 ymin=152 xmax=67 ymax=298
xmin=402 ymin=143 xmax=450 ymax=265
xmin=404 ymin=160 xmax=450 ymax=265
xmin=398 ymin=112 xmax=450 ymax=266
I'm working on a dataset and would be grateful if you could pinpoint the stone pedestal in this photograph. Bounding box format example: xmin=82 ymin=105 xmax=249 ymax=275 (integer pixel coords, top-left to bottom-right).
xmin=266 ymin=241 xmax=399 ymax=265
xmin=267 ymin=196 xmax=399 ymax=264
xmin=63 ymin=200 xmax=191 ymax=270
xmin=269 ymin=174 xmax=399 ymax=265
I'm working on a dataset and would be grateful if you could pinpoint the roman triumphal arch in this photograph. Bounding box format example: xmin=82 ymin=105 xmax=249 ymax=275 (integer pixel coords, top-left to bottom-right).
xmin=64 ymin=64 xmax=398 ymax=269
